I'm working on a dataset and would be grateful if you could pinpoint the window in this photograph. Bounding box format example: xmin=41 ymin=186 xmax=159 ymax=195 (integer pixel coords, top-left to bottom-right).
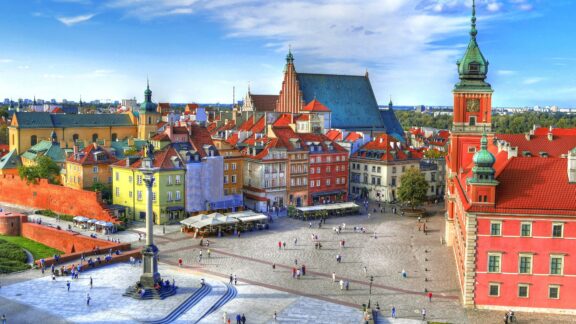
xmin=488 ymin=283 xmax=500 ymax=297
xmin=364 ymin=165 xmax=368 ymax=171
xmin=341 ymin=177 xmax=345 ymax=184
xmin=326 ymin=179 xmax=331 ymax=186
xmin=317 ymin=167 xmax=320 ymax=174
xmin=392 ymin=167 xmax=396 ymax=174
xmin=111 ymin=133 xmax=118 ymax=142
xmin=316 ymin=180 xmax=320 ymax=186
xmin=167 ymin=191 xmax=173 ymax=201
xmin=92 ymin=133 xmax=98 ymax=143
xmin=402 ymin=166 xmax=406 ymax=172
xmin=518 ymin=254 xmax=533 ymax=274
xmin=137 ymin=175 xmax=142 ymax=185
xmin=176 ymin=191 xmax=181 ymax=201
xmin=316 ymin=157 xmax=321 ymax=163
xmin=108 ymin=176 xmax=112 ymax=184
xmin=518 ymin=284 xmax=529 ymax=298
xmin=137 ymin=190 xmax=142 ymax=201
xmin=115 ymin=187 xmax=120 ymax=196
xmin=167 ymin=175 xmax=173 ymax=185
xmin=490 ymin=221 xmax=502 ymax=236
xmin=31 ymin=135 xmax=37 ymax=146
xmin=232 ymin=163 xmax=237 ymax=170
xmin=311 ymin=168 xmax=315 ymax=174
xmin=520 ymin=222 xmax=532 ymax=237
xmin=93 ymin=177 xmax=98 ymax=183
xmin=468 ymin=146 xmax=477 ymax=153
xmin=224 ymin=176 xmax=228 ymax=184
xmin=224 ymin=163 xmax=229 ymax=171
xmin=93 ymin=166 xmax=99 ymax=173
xmin=152 ymin=192 xmax=157 ymax=201
xmin=372 ymin=166 xmax=376 ymax=172
xmin=548 ymin=285 xmax=560 ymax=299
xmin=391 ymin=177 xmax=396 ymax=187
xmin=291 ymin=179 xmax=295 ymax=186
xmin=310 ymin=181 xmax=314 ymax=188
xmin=128 ymin=176 xmax=133 ymax=183
xmin=550 ymin=255 xmax=564 ymax=275
xmin=231 ymin=175 xmax=237 ymax=184
xmin=488 ymin=253 xmax=501 ymax=273
xmin=469 ymin=116 xmax=476 ymax=126
xmin=129 ymin=191 xmax=133 ymax=198
xmin=552 ymin=223 xmax=563 ymax=238
xmin=336 ymin=178 xmax=340 ymax=185
xmin=115 ymin=172 xmax=119 ymax=181
xmin=175 ymin=175 xmax=181 ymax=184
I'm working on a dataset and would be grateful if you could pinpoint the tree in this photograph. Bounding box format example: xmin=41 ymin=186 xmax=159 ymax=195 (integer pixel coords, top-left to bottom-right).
xmin=397 ymin=167 xmax=429 ymax=210
xmin=18 ymin=156 xmax=61 ymax=184
xmin=423 ymin=149 xmax=446 ymax=159
xmin=90 ymin=182 xmax=111 ymax=201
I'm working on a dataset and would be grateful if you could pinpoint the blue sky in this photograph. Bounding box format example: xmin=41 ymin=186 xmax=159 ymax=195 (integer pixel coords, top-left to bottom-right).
xmin=0 ymin=0 xmax=575 ymax=107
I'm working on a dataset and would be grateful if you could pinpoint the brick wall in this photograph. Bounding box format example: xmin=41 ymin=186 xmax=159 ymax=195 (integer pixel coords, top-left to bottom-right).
xmin=21 ymin=223 xmax=125 ymax=255
xmin=0 ymin=212 xmax=27 ymax=236
xmin=0 ymin=174 xmax=114 ymax=222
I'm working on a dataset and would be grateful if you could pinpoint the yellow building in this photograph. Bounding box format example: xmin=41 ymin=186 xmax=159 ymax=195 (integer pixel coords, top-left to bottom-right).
xmin=111 ymin=146 xmax=185 ymax=224
xmin=64 ymin=143 xmax=117 ymax=190
xmin=137 ymin=81 xmax=161 ymax=140
xmin=214 ymin=139 xmax=244 ymax=195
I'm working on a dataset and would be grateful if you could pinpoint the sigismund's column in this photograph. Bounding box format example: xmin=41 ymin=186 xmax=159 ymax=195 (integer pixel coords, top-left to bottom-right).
xmin=139 ymin=152 xmax=160 ymax=287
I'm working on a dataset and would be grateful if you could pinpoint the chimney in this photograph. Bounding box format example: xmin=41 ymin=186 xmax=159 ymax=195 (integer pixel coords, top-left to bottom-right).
xmin=568 ymin=150 xmax=576 ymax=183
xmin=547 ymin=133 xmax=554 ymax=141
xmin=525 ymin=133 xmax=532 ymax=141
xmin=73 ymin=145 xmax=78 ymax=155
xmin=126 ymin=157 xmax=130 ymax=167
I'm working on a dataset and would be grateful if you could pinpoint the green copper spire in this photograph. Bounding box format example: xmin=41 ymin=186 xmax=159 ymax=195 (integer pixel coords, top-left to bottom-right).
xmin=469 ymin=126 xmax=498 ymax=184
xmin=286 ymin=45 xmax=294 ymax=64
xmin=388 ymin=96 xmax=393 ymax=110
xmin=455 ymin=0 xmax=492 ymax=92
xmin=140 ymin=79 xmax=156 ymax=112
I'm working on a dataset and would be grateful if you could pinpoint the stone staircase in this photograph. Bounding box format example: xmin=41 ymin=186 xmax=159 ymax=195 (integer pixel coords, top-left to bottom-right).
xmin=144 ymin=283 xmax=212 ymax=324
xmin=123 ymin=284 xmax=178 ymax=300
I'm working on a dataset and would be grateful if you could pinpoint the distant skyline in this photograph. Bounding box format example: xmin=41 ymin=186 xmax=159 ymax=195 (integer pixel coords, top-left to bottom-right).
xmin=1 ymin=0 xmax=575 ymax=107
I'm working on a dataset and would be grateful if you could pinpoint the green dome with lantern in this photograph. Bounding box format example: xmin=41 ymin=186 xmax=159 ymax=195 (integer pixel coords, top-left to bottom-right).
xmin=139 ymin=79 xmax=156 ymax=113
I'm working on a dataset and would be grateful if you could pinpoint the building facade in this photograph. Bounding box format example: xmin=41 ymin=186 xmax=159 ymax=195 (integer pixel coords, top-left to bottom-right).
xmin=64 ymin=143 xmax=117 ymax=190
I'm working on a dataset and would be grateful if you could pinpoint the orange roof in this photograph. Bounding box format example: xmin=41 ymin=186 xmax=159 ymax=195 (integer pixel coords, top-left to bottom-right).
xmin=325 ymin=129 xmax=342 ymax=141
xmin=295 ymin=114 xmax=309 ymax=122
xmin=250 ymin=95 xmax=278 ymax=112
xmin=68 ymin=144 xmax=117 ymax=165
xmin=151 ymin=133 xmax=170 ymax=141
xmin=344 ymin=132 xmax=362 ymax=142
xmin=533 ymin=127 xmax=576 ymax=136
xmin=185 ymin=103 xmax=199 ymax=113
xmin=496 ymin=133 xmax=576 ymax=158
xmin=353 ymin=134 xmax=422 ymax=161
xmin=302 ymin=99 xmax=331 ymax=112
xmin=112 ymin=146 xmax=181 ymax=169
xmin=273 ymin=114 xmax=292 ymax=127
xmin=189 ymin=124 xmax=216 ymax=158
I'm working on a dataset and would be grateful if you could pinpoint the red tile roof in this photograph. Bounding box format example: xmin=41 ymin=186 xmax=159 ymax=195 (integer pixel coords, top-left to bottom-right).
xmin=295 ymin=114 xmax=309 ymax=122
xmin=495 ymin=133 xmax=576 ymax=158
xmin=112 ymin=146 xmax=182 ymax=169
xmin=68 ymin=144 xmax=117 ymax=165
xmin=185 ymin=103 xmax=199 ymax=113
xmin=0 ymin=144 xmax=9 ymax=158
xmin=151 ymin=133 xmax=170 ymax=141
xmin=273 ymin=114 xmax=293 ymax=127
xmin=302 ymin=99 xmax=331 ymax=112
xmin=189 ymin=125 xmax=216 ymax=158
xmin=173 ymin=126 xmax=188 ymax=135
xmin=533 ymin=127 xmax=576 ymax=136
xmin=344 ymin=132 xmax=363 ymax=142
xmin=353 ymin=134 xmax=422 ymax=161
xmin=297 ymin=133 xmax=347 ymax=153
xmin=325 ymin=129 xmax=342 ymax=141
xmin=250 ymin=95 xmax=278 ymax=112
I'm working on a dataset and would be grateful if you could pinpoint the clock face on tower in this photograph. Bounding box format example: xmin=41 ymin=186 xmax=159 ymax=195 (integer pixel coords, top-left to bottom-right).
xmin=466 ymin=99 xmax=480 ymax=112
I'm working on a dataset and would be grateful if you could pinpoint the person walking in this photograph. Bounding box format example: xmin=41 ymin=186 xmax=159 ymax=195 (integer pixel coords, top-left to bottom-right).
xmin=66 ymin=280 xmax=70 ymax=292
xmin=273 ymin=311 xmax=277 ymax=321
xmin=278 ymin=241 xmax=282 ymax=250
xmin=272 ymin=263 xmax=276 ymax=271
xmin=292 ymin=267 xmax=296 ymax=279
xmin=282 ymin=241 xmax=286 ymax=249
xmin=178 ymin=258 xmax=183 ymax=267
xmin=86 ymin=293 xmax=91 ymax=306
xmin=296 ymin=269 xmax=301 ymax=279
xmin=241 ymin=314 xmax=246 ymax=324
xmin=363 ymin=265 xmax=368 ymax=276
xmin=233 ymin=274 xmax=238 ymax=285
xmin=428 ymin=292 xmax=433 ymax=302
xmin=421 ymin=308 xmax=426 ymax=321
xmin=332 ymin=272 xmax=336 ymax=282
xmin=1 ymin=314 xmax=6 ymax=324
xmin=294 ymin=259 xmax=298 ymax=266
xmin=391 ymin=306 xmax=396 ymax=318
xmin=229 ymin=274 xmax=233 ymax=285
xmin=207 ymin=249 xmax=211 ymax=258
xmin=89 ymin=276 xmax=93 ymax=289
xmin=301 ymin=264 xmax=306 ymax=276
xmin=236 ymin=313 xmax=241 ymax=324
xmin=402 ymin=269 xmax=407 ymax=278
xmin=339 ymin=279 xmax=344 ymax=290
xmin=294 ymin=237 xmax=298 ymax=246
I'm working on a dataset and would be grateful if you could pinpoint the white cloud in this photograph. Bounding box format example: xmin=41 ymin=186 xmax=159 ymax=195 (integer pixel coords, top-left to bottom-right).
xmin=497 ymin=70 xmax=516 ymax=75
xmin=487 ymin=2 xmax=502 ymax=12
xmin=57 ymin=14 xmax=95 ymax=26
xmin=523 ymin=77 xmax=545 ymax=85
xmin=0 ymin=59 xmax=13 ymax=64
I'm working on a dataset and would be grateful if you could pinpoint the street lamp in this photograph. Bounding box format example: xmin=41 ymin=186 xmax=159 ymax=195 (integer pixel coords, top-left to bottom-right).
xmin=368 ymin=275 xmax=374 ymax=308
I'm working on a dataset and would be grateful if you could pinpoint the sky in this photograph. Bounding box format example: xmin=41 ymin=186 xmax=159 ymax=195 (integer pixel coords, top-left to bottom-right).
xmin=0 ymin=0 xmax=575 ymax=107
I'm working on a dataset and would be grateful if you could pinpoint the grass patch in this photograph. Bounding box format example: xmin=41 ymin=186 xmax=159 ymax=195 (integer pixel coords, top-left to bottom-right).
xmin=0 ymin=239 xmax=30 ymax=273
xmin=0 ymin=235 xmax=63 ymax=261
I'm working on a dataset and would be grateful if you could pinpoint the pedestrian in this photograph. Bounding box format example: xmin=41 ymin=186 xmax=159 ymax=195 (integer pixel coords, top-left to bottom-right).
xmin=301 ymin=264 xmax=306 ymax=276
xmin=342 ymin=239 xmax=345 ymax=248
xmin=428 ymin=291 xmax=433 ymax=302
xmin=223 ymin=312 xmax=228 ymax=324
xmin=236 ymin=313 xmax=241 ymax=324
xmin=294 ymin=259 xmax=298 ymax=265
xmin=1 ymin=314 xmax=5 ymax=324
xmin=332 ymin=272 xmax=336 ymax=282
xmin=234 ymin=274 xmax=238 ymax=285
xmin=273 ymin=311 xmax=277 ymax=321
xmin=309 ymin=222 xmax=312 ymax=228
xmin=391 ymin=306 xmax=396 ymax=318
xmin=241 ymin=314 xmax=246 ymax=324
xmin=207 ymin=249 xmax=211 ymax=258
xmin=66 ymin=280 xmax=70 ymax=291
xmin=282 ymin=241 xmax=286 ymax=249
xmin=373 ymin=231 xmax=377 ymax=239
xmin=86 ymin=293 xmax=91 ymax=306
xmin=272 ymin=263 xmax=276 ymax=271
xmin=292 ymin=267 xmax=296 ymax=279
xmin=421 ymin=308 xmax=426 ymax=321
xmin=278 ymin=241 xmax=282 ymax=250
xmin=52 ymin=273 xmax=56 ymax=281
xmin=339 ymin=279 xmax=344 ymax=290
xmin=229 ymin=274 xmax=233 ymax=285
xmin=402 ymin=269 xmax=407 ymax=278
xmin=296 ymin=269 xmax=301 ymax=279
xmin=90 ymin=276 xmax=93 ymax=289
xmin=178 ymin=258 xmax=183 ymax=267
xmin=294 ymin=237 xmax=298 ymax=246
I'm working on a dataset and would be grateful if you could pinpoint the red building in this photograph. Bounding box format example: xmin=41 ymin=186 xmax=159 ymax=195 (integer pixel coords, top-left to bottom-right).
xmin=300 ymin=133 xmax=348 ymax=205
xmin=445 ymin=3 xmax=576 ymax=314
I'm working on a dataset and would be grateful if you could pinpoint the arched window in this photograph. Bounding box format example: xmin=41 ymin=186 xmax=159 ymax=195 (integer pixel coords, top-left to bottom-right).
xmin=111 ymin=133 xmax=118 ymax=142
xmin=72 ymin=134 xmax=79 ymax=143
xmin=92 ymin=133 xmax=98 ymax=143
xmin=148 ymin=116 xmax=152 ymax=124
xmin=11 ymin=134 xmax=14 ymax=145
xmin=31 ymin=135 xmax=37 ymax=146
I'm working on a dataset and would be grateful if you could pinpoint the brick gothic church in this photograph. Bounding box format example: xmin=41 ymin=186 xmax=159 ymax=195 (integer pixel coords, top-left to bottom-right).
xmin=445 ymin=1 xmax=576 ymax=314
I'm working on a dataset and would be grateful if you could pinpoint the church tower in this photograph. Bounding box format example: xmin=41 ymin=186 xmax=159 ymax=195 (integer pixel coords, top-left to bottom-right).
xmin=448 ymin=0 xmax=493 ymax=174
xmin=276 ymin=48 xmax=305 ymax=113
xmin=138 ymin=80 xmax=160 ymax=140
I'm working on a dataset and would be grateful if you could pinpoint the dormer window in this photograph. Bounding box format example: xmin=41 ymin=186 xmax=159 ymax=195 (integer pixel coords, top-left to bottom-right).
xmin=469 ymin=62 xmax=480 ymax=74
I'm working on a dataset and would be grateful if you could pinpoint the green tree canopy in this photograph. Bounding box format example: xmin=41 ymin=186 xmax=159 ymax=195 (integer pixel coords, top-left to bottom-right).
xmin=397 ymin=167 xmax=429 ymax=210
xmin=18 ymin=156 xmax=61 ymax=184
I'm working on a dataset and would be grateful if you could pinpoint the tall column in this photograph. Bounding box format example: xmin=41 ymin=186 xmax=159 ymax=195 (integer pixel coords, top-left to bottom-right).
xmin=138 ymin=156 xmax=160 ymax=288
xmin=145 ymin=173 xmax=154 ymax=247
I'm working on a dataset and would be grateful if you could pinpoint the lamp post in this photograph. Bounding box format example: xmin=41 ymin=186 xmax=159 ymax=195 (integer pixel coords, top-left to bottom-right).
xmin=368 ymin=275 xmax=374 ymax=308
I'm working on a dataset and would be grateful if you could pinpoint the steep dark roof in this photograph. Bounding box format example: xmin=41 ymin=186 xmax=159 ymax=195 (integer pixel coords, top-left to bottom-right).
xmin=296 ymin=73 xmax=385 ymax=130
xmin=251 ymin=94 xmax=278 ymax=112
xmin=12 ymin=112 xmax=134 ymax=129
xmin=380 ymin=109 xmax=405 ymax=142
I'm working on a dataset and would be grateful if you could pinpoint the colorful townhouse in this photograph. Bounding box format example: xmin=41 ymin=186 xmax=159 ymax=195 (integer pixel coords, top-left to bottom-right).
xmin=213 ymin=139 xmax=244 ymax=196
xmin=64 ymin=143 xmax=117 ymax=190
xmin=111 ymin=146 xmax=185 ymax=224
xmin=445 ymin=3 xmax=576 ymax=314
xmin=272 ymin=126 xmax=309 ymax=207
